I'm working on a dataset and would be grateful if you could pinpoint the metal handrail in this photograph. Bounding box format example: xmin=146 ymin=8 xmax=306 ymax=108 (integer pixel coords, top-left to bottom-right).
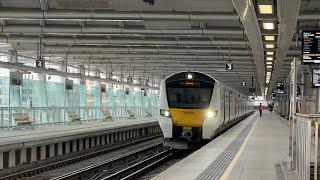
xmin=294 ymin=113 xmax=320 ymax=180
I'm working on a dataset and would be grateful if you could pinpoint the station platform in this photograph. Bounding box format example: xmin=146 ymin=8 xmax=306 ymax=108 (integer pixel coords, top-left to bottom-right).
xmin=153 ymin=111 xmax=290 ymax=180
xmin=0 ymin=117 xmax=161 ymax=169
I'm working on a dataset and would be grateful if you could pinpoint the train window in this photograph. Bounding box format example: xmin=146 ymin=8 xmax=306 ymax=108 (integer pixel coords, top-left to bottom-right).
xmin=167 ymin=88 xmax=213 ymax=108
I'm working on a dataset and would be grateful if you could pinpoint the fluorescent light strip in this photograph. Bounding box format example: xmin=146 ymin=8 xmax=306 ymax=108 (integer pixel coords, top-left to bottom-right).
xmin=263 ymin=22 xmax=274 ymax=30
xmin=266 ymin=44 xmax=274 ymax=48
xmin=266 ymin=52 xmax=274 ymax=55
xmin=264 ymin=35 xmax=275 ymax=41
xmin=266 ymin=57 xmax=273 ymax=61
xmin=259 ymin=5 xmax=273 ymax=14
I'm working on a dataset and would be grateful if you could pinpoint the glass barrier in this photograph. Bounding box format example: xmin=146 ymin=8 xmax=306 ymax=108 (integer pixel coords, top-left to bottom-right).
xmin=0 ymin=106 xmax=158 ymax=129
xmin=0 ymin=75 xmax=159 ymax=130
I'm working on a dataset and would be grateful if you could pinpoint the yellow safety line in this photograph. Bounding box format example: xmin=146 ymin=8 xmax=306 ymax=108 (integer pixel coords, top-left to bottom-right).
xmin=220 ymin=116 xmax=258 ymax=180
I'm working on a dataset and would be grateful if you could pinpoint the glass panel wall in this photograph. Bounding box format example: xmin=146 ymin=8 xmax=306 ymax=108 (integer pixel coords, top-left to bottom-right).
xmin=0 ymin=68 xmax=159 ymax=129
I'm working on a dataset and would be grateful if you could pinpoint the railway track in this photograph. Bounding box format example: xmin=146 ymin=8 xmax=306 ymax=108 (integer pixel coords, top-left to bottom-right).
xmin=0 ymin=134 xmax=162 ymax=180
xmin=51 ymin=143 xmax=172 ymax=180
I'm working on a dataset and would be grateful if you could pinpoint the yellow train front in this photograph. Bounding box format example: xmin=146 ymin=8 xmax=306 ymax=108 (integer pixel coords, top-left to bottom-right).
xmin=158 ymin=71 xmax=253 ymax=149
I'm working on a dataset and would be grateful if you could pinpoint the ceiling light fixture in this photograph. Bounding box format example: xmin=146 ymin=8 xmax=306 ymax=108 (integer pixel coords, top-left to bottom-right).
xmin=266 ymin=51 xmax=274 ymax=55
xmin=266 ymin=61 xmax=273 ymax=65
xmin=259 ymin=4 xmax=273 ymax=14
xmin=266 ymin=44 xmax=274 ymax=48
xmin=264 ymin=35 xmax=275 ymax=41
xmin=263 ymin=22 xmax=275 ymax=30
xmin=266 ymin=65 xmax=273 ymax=69
xmin=266 ymin=57 xmax=273 ymax=61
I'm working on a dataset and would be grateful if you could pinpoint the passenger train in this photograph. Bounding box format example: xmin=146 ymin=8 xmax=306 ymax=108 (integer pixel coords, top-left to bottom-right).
xmin=158 ymin=71 xmax=254 ymax=149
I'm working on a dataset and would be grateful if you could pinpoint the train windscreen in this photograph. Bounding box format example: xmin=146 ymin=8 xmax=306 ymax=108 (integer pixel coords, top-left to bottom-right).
xmin=167 ymin=87 xmax=213 ymax=109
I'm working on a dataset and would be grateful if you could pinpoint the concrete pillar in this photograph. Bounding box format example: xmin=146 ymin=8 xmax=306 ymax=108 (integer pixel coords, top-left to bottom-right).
xmin=21 ymin=148 xmax=27 ymax=164
xmin=111 ymin=134 xmax=114 ymax=143
xmin=79 ymin=140 xmax=84 ymax=151
xmin=31 ymin=147 xmax=37 ymax=161
xmin=96 ymin=136 xmax=100 ymax=146
xmin=118 ymin=131 xmax=124 ymax=141
xmin=101 ymin=136 xmax=105 ymax=145
xmin=65 ymin=142 xmax=70 ymax=154
xmin=8 ymin=150 xmax=15 ymax=167
xmin=58 ymin=143 xmax=63 ymax=155
xmin=115 ymin=133 xmax=118 ymax=142
xmin=85 ymin=138 xmax=90 ymax=149
xmin=106 ymin=135 xmax=110 ymax=144
xmin=0 ymin=152 xmax=3 ymax=169
xmin=50 ymin=144 xmax=54 ymax=157
xmin=72 ymin=140 xmax=77 ymax=152
xmin=41 ymin=145 xmax=46 ymax=160
xmin=91 ymin=137 xmax=95 ymax=147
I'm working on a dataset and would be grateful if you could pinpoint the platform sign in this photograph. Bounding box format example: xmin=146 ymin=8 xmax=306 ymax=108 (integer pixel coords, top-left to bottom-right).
xmin=249 ymin=87 xmax=256 ymax=93
xmin=101 ymin=84 xmax=106 ymax=93
xmin=277 ymin=82 xmax=284 ymax=93
xmin=10 ymin=72 xmax=23 ymax=86
xmin=241 ymin=81 xmax=246 ymax=86
xmin=125 ymin=87 xmax=130 ymax=95
xmin=312 ymin=68 xmax=320 ymax=87
xmin=302 ymin=31 xmax=320 ymax=63
xmin=65 ymin=79 xmax=73 ymax=90
xmin=226 ymin=63 xmax=233 ymax=70
xmin=36 ymin=59 xmax=44 ymax=67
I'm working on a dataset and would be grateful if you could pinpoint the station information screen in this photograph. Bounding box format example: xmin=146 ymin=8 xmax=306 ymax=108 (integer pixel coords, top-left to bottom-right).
xmin=302 ymin=31 xmax=320 ymax=63
xmin=312 ymin=69 xmax=320 ymax=87
xmin=276 ymin=82 xmax=284 ymax=94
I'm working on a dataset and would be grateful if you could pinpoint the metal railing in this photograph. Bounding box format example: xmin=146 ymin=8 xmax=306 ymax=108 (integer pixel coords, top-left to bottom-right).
xmin=294 ymin=113 xmax=320 ymax=180
xmin=0 ymin=106 xmax=158 ymax=130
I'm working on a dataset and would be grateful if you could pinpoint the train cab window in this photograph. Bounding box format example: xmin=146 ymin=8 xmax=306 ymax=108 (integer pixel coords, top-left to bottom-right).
xmin=166 ymin=81 xmax=214 ymax=109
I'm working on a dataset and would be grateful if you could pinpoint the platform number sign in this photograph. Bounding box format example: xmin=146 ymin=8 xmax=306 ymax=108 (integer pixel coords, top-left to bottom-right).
xmin=36 ymin=60 xmax=44 ymax=68
xmin=226 ymin=63 xmax=233 ymax=71
xmin=241 ymin=81 xmax=246 ymax=86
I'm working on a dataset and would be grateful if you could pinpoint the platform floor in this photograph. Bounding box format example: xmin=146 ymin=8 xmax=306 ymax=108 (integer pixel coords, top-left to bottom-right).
xmin=153 ymin=111 xmax=290 ymax=180
xmin=226 ymin=111 xmax=289 ymax=180
xmin=0 ymin=117 xmax=157 ymax=147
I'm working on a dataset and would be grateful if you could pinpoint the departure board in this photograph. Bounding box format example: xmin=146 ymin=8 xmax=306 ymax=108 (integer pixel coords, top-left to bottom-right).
xmin=302 ymin=31 xmax=320 ymax=63
xmin=276 ymin=82 xmax=284 ymax=93
xmin=312 ymin=69 xmax=320 ymax=87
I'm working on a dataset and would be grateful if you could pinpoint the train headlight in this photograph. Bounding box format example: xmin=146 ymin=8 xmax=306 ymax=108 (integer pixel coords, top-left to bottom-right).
xmin=186 ymin=73 xmax=194 ymax=80
xmin=207 ymin=111 xmax=217 ymax=118
xmin=160 ymin=109 xmax=170 ymax=117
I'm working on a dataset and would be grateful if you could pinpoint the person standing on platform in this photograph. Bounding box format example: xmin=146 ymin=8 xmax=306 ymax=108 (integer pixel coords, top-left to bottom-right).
xmin=259 ymin=103 xmax=263 ymax=117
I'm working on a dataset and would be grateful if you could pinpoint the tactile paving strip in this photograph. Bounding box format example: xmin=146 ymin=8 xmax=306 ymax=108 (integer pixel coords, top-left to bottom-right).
xmin=195 ymin=113 xmax=258 ymax=180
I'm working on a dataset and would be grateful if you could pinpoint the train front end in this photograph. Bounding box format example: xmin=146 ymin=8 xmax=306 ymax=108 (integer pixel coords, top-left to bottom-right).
xmin=158 ymin=72 xmax=219 ymax=149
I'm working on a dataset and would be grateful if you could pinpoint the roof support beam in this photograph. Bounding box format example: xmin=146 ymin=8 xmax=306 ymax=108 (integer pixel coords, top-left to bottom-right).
xmin=1 ymin=35 xmax=249 ymax=47
xmin=0 ymin=25 xmax=244 ymax=37
xmin=232 ymin=0 xmax=265 ymax=95
xmin=0 ymin=9 xmax=239 ymax=21
xmin=267 ymin=0 xmax=301 ymax=96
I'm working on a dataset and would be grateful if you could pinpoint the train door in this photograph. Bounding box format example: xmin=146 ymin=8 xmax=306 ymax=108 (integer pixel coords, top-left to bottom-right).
xmin=234 ymin=93 xmax=236 ymax=118
xmin=221 ymin=87 xmax=226 ymax=125
xmin=229 ymin=90 xmax=231 ymax=122
xmin=225 ymin=90 xmax=229 ymax=123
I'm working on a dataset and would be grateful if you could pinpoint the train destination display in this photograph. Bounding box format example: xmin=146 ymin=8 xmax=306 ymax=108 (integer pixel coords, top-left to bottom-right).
xmin=312 ymin=69 xmax=320 ymax=87
xmin=302 ymin=31 xmax=320 ymax=63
